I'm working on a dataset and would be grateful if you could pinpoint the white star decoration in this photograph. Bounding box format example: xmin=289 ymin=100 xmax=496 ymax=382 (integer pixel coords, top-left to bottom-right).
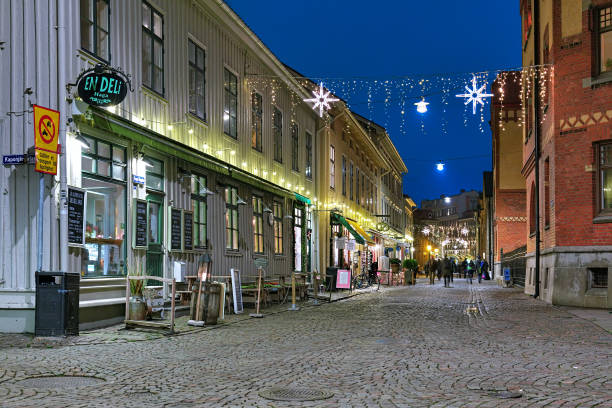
xmin=456 ymin=76 xmax=493 ymax=114
xmin=304 ymin=82 xmax=339 ymax=117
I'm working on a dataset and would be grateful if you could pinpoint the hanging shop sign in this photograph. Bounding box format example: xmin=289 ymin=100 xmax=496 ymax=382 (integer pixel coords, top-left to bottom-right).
xmin=75 ymin=64 xmax=132 ymax=107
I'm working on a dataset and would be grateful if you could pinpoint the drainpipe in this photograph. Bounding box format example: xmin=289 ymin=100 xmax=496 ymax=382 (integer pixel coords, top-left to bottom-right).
xmin=57 ymin=0 xmax=69 ymax=272
xmin=533 ymin=0 xmax=541 ymax=299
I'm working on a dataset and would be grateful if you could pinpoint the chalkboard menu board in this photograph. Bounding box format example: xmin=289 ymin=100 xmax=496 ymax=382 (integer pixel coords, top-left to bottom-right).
xmin=183 ymin=210 xmax=193 ymax=251
xmin=169 ymin=207 xmax=182 ymax=251
xmin=67 ymin=187 xmax=86 ymax=246
xmin=133 ymin=199 xmax=148 ymax=249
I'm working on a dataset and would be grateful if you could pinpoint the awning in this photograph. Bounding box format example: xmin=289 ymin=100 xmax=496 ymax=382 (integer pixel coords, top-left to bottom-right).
xmin=331 ymin=213 xmax=365 ymax=245
xmin=294 ymin=193 xmax=311 ymax=205
xmin=346 ymin=220 xmax=375 ymax=245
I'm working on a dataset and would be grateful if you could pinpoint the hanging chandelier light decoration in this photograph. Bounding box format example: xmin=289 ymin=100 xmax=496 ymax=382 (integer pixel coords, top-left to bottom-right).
xmin=456 ymin=75 xmax=494 ymax=115
xmin=436 ymin=161 xmax=445 ymax=171
xmin=414 ymin=98 xmax=429 ymax=113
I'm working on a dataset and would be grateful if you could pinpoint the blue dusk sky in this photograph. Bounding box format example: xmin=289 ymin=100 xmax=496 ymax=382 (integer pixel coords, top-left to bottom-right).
xmin=225 ymin=1 xmax=522 ymax=206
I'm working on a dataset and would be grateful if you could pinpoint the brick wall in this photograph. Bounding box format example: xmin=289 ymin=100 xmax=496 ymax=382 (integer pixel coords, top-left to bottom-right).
xmin=495 ymin=190 xmax=527 ymax=258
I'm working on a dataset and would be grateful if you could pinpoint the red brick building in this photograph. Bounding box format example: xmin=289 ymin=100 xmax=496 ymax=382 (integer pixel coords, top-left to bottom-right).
xmin=490 ymin=72 xmax=527 ymax=284
xmin=521 ymin=0 xmax=612 ymax=307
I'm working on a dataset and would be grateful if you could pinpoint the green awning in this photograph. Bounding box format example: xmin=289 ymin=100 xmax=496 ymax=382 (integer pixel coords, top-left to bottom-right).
xmin=331 ymin=213 xmax=365 ymax=245
xmin=294 ymin=193 xmax=311 ymax=205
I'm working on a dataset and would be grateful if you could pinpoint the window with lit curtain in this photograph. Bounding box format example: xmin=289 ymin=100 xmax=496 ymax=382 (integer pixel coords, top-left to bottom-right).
xmin=598 ymin=142 xmax=612 ymax=215
xmin=225 ymin=187 xmax=239 ymax=250
xmin=80 ymin=0 xmax=110 ymax=61
xmin=188 ymin=40 xmax=206 ymax=120
xmin=329 ymin=145 xmax=335 ymax=189
xmin=251 ymin=92 xmax=262 ymax=151
xmin=273 ymin=202 xmax=283 ymax=254
xmin=142 ymin=1 xmax=164 ymax=95
xmin=291 ymin=123 xmax=299 ymax=171
xmin=356 ymin=167 xmax=360 ymax=205
xmin=224 ymin=68 xmax=238 ymax=138
xmin=305 ymin=131 xmax=312 ymax=178
xmin=342 ymin=156 xmax=347 ymax=196
xmin=252 ymin=196 xmax=264 ymax=254
xmin=191 ymin=175 xmax=207 ymax=248
xmin=273 ymin=107 xmax=283 ymax=162
xmin=349 ymin=162 xmax=354 ymax=200
xmin=598 ymin=7 xmax=612 ymax=74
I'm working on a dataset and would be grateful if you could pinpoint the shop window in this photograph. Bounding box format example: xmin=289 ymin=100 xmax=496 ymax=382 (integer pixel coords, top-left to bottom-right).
xmin=291 ymin=122 xmax=299 ymax=171
xmin=81 ymin=136 xmax=126 ymax=278
xmin=273 ymin=202 xmax=283 ymax=254
xmin=329 ymin=145 xmax=335 ymax=189
xmin=597 ymin=6 xmax=612 ymax=75
xmin=273 ymin=107 xmax=282 ymax=163
xmin=142 ymin=1 xmax=164 ymax=95
xmin=305 ymin=131 xmax=312 ymax=179
xmin=589 ymin=267 xmax=608 ymax=289
xmin=251 ymin=91 xmax=262 ymax=152
xmin=188 ymin=40 xmax=206 ymax=120
xmin=145 ymin=157 xmax=164 ymax=191
xmin=252 ymin=196 xmax=264 ymax=254
xmin=225 ymin=187 xmax=239 ymax=250
xmin=191 ymin=175 xmax=207 ymax=247
xmin=80 ymin=0 xmax=110 ymax=61
xmin=597 ymin=141 xmax=612 ymax=215
xmin=223 ymin=68 xmax=238 ymax=138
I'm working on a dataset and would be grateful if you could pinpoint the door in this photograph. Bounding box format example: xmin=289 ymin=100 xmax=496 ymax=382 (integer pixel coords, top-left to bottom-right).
xmin=146 ymin=193 xmax=164 ymax=286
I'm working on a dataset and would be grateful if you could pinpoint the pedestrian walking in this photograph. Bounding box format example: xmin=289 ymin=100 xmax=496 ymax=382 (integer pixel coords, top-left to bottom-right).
xmin=450 ymin=258 xmax=456 ymax=283
xmin=461 ymin=258 xmax=468 ymax=278
xmin=481 ymin=260 xmax=490 ymax=280
xmin=442 ymin=257 xmax=452 ymax=287
xmin=476 ymin=256 xmax=483 ymax=283
xmin=467 ymin=260 xmax=475 ymax=284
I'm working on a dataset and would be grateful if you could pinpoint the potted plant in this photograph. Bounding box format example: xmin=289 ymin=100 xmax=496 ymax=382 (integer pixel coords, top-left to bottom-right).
xmin=128 ymin=264 xmax=146 ymax=321
xmin=390 ymin=258 xmax=401 ymax=274
xmin=403 ymin=259 xmax=418 ymax=285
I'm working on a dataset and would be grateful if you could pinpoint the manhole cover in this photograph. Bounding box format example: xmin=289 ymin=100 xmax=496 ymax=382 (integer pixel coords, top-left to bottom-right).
xmin=259 ymin=387 xmax=333 ymax=401
xmin=488 ymin=391 xmax=523 ymax=399
xmin=15 ymin=376 xmax=105 ymax=388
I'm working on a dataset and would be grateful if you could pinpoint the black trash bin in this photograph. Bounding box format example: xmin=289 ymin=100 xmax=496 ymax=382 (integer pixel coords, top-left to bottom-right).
xmin=325 ymin=267 xmax=338 ymax=291
xmin=35 ymin=271 xmax=80 ymax=336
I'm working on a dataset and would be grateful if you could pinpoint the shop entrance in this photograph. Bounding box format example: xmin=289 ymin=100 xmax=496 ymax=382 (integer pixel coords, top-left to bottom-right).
xmin=146 ymin=193 xmax=164 ymax=285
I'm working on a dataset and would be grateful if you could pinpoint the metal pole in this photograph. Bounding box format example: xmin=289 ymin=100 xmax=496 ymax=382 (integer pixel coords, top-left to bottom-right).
xmin=533 ymin=0 xmax=541 ymax=299
xmin=57 ymin=0 xmax=69 ymax=272
xmin=288 ymin=272 xmax=299 ymax=311
xmin=37 ymin=174 xmax=44 ymax=272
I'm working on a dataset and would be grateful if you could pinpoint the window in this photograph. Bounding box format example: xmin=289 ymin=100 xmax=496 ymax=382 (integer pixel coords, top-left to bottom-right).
xmin=294 ymin=206 xmax=303 ymax=271
xmin=329 ymin=145 xmax=335 ymax=189
xmin=225 ymin=187 xmax=239 ymax=250
xmin=273 ymin=107 xmax=282 ymax=162
xmin=349 ymin=162 xmax=354 ymax=200
xmin=305 ymin=131 xmax=312 ymax=179
xmin=529 ymin=182 xmax=536 ymax=234
xmin=224 ymin=68 xmax=238 ymax=138
xmin=356 ymin=167 xmax=360 ymax=205
xmin=191 ymin=175 xmax=207 ymax=247
xmin=145 ymin=157 xmax=164 ymax=191
xmin=251 ymin=92 xmax=262 ymax=151
xmin=589 ymin=267 xmax=608 ymax=289
xmin=81 ymin=136 xmax=127 ymax=182
xmin=522 ymin=0 xmax=532 ymax=43
xmin=291 ymin=122 xmax=299 ymax=171
xmin=597 ymin=141 xmax=612 ymax=215
xmin=341 ymin=156 xmax=347 ymax=196
xmin=142 ymin=2 xmax=164 ymax=95
xmin=598 ymin=7 xmax=612 ymax=74
xmin=544 ymin=158 xmax=550 ymax=227
xmin=80 ymin=0 xmax=110 ymax=61
xmin=188 ymin=40 xmax=205 ymax=120
xmin=252 ymin=196 xmax=264 ymax=254
xmin=80 ymin=136 xmax=126 ymax=278
xmin=273 ymin=202 xmax=283 ymax=254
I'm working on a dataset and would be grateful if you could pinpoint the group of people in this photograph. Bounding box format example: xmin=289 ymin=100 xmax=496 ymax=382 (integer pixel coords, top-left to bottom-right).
xmin=424 ymin=256 xmax=490 ymax=287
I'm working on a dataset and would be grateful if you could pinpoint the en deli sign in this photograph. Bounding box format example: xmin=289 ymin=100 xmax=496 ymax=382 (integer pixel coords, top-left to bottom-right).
xmin=76 ymin=64 xmax=131 ymax=107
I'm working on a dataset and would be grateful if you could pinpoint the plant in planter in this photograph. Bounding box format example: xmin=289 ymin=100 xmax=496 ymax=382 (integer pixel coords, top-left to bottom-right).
xmin=402 ymin=259 xmax=418 ymax=285
xmin=128 ymin=264 xmax=146 ymax=321
xmin=390 ymin=258 xmax=401 ymax=273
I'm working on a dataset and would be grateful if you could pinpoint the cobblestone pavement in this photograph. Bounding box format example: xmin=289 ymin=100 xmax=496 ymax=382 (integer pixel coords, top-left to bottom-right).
xmin=0 ymin=280 xmax=610 ymax=407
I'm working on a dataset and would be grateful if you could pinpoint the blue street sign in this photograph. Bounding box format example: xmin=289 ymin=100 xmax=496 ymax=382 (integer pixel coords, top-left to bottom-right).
xmin=3 ymin=154 xmax=26 ymax=165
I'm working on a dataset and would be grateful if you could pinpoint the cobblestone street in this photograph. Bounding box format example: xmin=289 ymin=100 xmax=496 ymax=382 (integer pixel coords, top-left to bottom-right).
xmin=1 ymin=280 xmax=610 ymax=407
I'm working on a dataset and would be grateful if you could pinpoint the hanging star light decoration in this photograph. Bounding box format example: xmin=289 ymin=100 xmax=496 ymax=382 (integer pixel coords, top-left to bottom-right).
xmin=304 ymin=82 xmax=339 ymax=117
xmin=456 ymin=76 xmax=493 ymax=114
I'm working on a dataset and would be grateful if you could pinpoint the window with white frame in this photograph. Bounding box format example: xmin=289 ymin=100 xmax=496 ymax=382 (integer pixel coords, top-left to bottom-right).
xmin=252 ymin=196 xmax=264 ymax=254
xmin=142 ymin=1 xmax=164 ymax=95
xmin=188 ymin=40 xmax=205 ymax=120
xmin=329 ymin=145 xmax=335 ymax=189
xmin=80 ymin=0 xmax=110 ymax=61
xmin=225 ymin=187 xmax=239 ymax=250
xmin=223 ymin=68 xmax=238 ymax=138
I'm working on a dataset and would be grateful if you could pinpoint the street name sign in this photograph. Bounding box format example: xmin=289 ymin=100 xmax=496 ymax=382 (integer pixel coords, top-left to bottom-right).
xmin=3 ymin=154 xmax=26 ymax=165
